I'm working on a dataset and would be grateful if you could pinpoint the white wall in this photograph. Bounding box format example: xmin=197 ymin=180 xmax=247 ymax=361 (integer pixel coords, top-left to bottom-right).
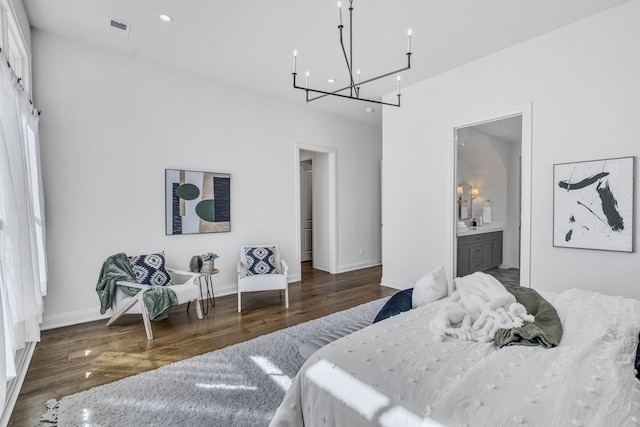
xmin=457 ymin=127 xmax=509 ymax=227
xmin=382 ymin=0 xmax=640 ymax=299
xmin=33 ymin=30 xmax=382 ymax=329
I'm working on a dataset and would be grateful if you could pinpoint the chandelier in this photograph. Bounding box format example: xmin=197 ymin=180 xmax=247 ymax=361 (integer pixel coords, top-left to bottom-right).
xmin=292 ymin=0 xmax=412 ymax=107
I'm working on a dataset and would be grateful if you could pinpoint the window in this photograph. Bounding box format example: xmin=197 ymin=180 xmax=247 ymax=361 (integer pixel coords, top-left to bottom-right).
xmin=0 ymin=0 xmax=30 ymax=91
xmin=0 ymin=1 xmax=42 ymax=423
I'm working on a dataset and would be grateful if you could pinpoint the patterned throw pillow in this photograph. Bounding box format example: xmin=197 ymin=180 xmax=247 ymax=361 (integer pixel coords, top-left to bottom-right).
xmin=128 ymin=252 xmax=173 ymax=286
xmin=244 ymin=246 xmax=278 ymax=275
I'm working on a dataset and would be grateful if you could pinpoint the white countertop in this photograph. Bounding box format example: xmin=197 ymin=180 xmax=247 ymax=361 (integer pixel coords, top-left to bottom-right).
xmin=456 ymin=222 xmax=504 ymax=237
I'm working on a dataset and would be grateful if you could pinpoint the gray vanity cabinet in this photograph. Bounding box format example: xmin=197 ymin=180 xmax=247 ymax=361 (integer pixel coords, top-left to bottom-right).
xmin=456 ymin=231 xmax=503 ymax=276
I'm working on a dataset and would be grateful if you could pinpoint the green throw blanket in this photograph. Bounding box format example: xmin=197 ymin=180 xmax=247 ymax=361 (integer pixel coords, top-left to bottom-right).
xmin=96 ymin=253 xmax=178 ymax=321
xmin=495 ymin=283 xmax=563 ymax=348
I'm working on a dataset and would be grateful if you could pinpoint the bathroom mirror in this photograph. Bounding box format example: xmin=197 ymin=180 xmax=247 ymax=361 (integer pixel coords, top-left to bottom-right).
xmin=457 ymin=183 xmax=471 ymax=219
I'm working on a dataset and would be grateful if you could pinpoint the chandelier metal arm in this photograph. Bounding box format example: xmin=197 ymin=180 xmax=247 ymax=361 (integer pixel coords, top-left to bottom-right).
xmin=293 ymin=75 xmax=402 ymax=107
xmin=292 ymin=53 xmax=411 ymax=105
xmin=292 ymin=0 xmax=412 ymax=108
xmin=293 ymin=80 xmax=401 ymax=107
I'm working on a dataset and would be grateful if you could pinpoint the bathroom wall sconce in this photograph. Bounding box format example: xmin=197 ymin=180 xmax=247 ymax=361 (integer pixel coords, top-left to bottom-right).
xmin=456 ymin=185 xmax=464 ymax=218
xmin=470 ymin=188 xmax=479 ymax=222
xmin=457 ymin=183 xmax=471 ymax=220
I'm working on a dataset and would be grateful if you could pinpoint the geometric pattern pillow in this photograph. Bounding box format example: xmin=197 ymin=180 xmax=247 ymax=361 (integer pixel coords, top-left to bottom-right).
xmin=244 ymin=246 xmax=278 ymax=275
xmin=128 ymin=252 xmax=173 ymax=286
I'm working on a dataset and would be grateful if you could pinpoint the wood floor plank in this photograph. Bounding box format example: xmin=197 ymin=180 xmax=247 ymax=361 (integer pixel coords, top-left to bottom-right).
xmin=9 ymin=263 xmax=396 ymax=426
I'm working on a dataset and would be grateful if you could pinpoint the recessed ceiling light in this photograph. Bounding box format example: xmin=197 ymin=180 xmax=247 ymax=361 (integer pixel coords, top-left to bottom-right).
xmin=327 ymin=78 xmax=336 ymax=83
xmin=159 ymin=14 xmax=173 ymax=22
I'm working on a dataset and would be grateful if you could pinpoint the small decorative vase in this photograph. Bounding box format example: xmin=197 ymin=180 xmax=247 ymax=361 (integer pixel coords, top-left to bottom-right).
xmin=189 ymin=255 xmax=203 ymax=273
xmin=201 ymin=260 xmax=216 ymax=274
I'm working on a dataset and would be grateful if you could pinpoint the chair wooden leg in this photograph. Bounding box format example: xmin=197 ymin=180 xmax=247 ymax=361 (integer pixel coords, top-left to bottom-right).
xmin=285 ymin=288 xmax=289 ymax=308
xmin=139 ymin=300 xmax=153 ymax=340
xmin=237 ymin=291 xmax=242 ymax=313
xmin=106 ymin=289 xmax=145 ymax=327
xmin=194 ymin=298 xmax=203 ymax=319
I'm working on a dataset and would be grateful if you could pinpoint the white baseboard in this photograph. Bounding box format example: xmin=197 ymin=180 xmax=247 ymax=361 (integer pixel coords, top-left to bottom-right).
xmin=212 ymin=282 xmax=237 ymax=297
xmin=311 ymin=262 xmax=330 ymax=273
xmin=42 ymin=278 xmax=307 ymax=331
xmin=499 ymin=261 xmax=520 ymax=269
xmin=380 ymin=276 xmax=413 ymax=290
xmin=2 ymin=342 xmax=36 ymax=426
xmin=336 ymin=260 xmax=381 ymax=274
xmin=42 ymin=307 xmax=110 ymax=330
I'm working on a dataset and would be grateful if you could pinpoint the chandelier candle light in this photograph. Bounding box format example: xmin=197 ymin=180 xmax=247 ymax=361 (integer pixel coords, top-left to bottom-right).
xmin=292 ymin=0 xmax=412 ymax=107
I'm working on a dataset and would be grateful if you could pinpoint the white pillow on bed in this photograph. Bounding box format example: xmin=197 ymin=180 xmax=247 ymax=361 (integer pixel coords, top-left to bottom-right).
xmin=412 ymin=266 xmax=449 ymax=308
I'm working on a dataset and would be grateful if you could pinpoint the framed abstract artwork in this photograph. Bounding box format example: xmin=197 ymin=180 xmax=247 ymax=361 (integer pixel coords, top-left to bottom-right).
xmin=165 ymin=169 xmax=231 ymax=235
xmin=553 ymin=156 xmax=634 ymax=252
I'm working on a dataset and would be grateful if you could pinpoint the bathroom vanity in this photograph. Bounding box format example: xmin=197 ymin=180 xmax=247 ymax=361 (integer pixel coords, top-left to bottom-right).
xmin=456 ymin=225 xmax=503 ymax=276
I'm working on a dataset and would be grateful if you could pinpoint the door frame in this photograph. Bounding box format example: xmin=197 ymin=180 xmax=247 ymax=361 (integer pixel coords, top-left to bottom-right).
xmin=450 ymin=103 xmax=532 ymax=287
xmin=295 ymin=143 xmax=338 ymax=274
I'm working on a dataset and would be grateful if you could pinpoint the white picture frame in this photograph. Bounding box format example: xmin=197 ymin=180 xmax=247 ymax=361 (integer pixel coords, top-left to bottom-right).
xmin=553 ymin=156 xmax=634 ymax=252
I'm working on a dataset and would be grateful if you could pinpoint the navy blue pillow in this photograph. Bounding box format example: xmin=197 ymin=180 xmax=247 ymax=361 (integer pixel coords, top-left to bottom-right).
xmin=635 ymin=332 xmax=640 ymax=380
xmin=373 ymin=288 xmax=413 ymax=323
xmin=128 ymin=253 xmax=173 ymax=286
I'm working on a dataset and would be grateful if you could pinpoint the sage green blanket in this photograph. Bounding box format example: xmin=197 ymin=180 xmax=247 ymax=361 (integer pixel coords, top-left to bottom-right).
xmin=495 ymin=283 xmax=563 ymax=348
xmin=96 ymin=253 xmax=178 ymax=321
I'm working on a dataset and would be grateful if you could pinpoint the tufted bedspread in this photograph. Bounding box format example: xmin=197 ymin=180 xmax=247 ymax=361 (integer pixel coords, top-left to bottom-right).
xmin=270 ymin=288 xmax=640 ymax=427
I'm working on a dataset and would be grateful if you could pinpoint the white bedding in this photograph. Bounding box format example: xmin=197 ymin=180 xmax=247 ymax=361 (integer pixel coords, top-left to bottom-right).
xmin=429 ymin=272 xmax=533 ymax=343
xmin=270 ymin=288 xmax=640 ymax=427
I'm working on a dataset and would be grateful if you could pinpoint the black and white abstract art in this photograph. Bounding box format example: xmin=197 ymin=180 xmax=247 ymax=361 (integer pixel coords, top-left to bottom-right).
xmin=553 ymin=157 xmax=634 ymax=252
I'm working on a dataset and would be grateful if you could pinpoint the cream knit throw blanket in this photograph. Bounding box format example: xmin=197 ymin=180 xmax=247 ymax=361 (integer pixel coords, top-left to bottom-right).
xmin=429 ymin=272 xmax=534 ymax=343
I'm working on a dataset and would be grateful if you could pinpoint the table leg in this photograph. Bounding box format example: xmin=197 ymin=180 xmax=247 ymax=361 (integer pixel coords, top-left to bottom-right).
xmin=200 ymin=276 xmax=209 ymax=315
xmin=206 ymin=275 xmax=215 ymax=307
xmin=187 ymin=275 xmax=216 ymax=315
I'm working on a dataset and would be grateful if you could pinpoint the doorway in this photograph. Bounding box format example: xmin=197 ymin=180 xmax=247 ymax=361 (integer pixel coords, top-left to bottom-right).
xmin=452 ymin=104 xmax=532 ymax=287
xmin=295 ymin=143 xmax=338 ymax=275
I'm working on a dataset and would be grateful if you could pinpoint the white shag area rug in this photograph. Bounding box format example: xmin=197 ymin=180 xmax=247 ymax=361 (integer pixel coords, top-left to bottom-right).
xmin=39 ymin=298 xmax=388 ymax=427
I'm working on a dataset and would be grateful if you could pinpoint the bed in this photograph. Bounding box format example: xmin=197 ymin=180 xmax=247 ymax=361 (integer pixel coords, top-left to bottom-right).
xmin=270 ymin=281 xmax=640 ymax=426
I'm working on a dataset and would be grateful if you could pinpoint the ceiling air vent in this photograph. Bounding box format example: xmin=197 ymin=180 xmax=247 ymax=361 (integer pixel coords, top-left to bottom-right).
xmin=108 ymin=19 xmax=131 ymax=38
xmin=110 ymin=20 xmax=128 ymax=31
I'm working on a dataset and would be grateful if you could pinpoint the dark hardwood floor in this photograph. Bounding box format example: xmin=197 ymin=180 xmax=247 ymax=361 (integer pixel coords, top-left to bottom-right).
xmin=10 ymin=262 xmax=395 ymax=426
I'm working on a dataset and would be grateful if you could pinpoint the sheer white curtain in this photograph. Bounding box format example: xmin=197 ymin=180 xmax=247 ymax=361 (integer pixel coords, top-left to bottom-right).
xmin=0 ymin=56 xmax=47 ymax=407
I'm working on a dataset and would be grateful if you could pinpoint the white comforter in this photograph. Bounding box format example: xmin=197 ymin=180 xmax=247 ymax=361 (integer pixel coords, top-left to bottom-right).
xmin=270 ymin=288 xmax=640 ymax=427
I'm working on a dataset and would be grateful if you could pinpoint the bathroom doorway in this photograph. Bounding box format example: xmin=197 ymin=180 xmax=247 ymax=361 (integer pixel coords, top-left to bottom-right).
xmin=452 ymin=104 xmax=532 ymax=287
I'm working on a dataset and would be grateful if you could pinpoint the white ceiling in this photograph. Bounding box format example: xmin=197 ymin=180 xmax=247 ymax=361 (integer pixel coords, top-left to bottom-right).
xmin=23 ymin=0 xmax=631 ymax=126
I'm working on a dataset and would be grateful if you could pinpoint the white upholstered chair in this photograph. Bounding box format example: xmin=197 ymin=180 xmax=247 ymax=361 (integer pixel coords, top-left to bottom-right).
xmin=107 ymin=268 xmax=203 ymax=340
xmin=237 ymin=245 xmax=289 ymax=312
